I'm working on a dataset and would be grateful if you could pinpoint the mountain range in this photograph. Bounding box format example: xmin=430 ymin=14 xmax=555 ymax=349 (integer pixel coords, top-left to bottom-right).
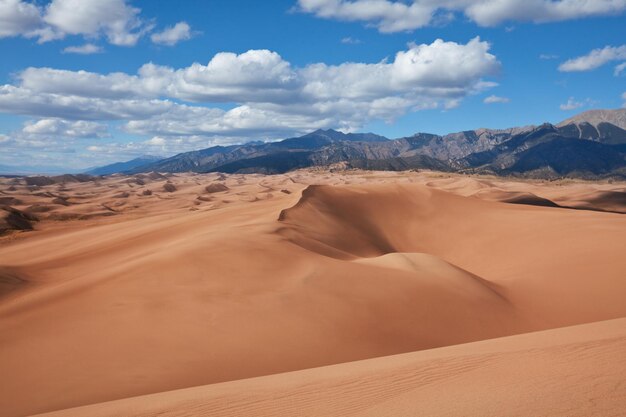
xmin=88 ymin=108 xmax=626 ymax=179
xmin=85 ymin=156 xmax=162 ymax=176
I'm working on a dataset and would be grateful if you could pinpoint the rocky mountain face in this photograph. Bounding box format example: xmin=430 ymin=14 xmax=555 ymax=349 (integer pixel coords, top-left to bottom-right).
xmin=460 ymin=123 xmax=626 ymax=177
xmin=129 ymin=129 xmax=389 ymax=174
xmin=396 ymin=126 xmax=536 ymax=161
xmin=557 ymin=108 xmax=626 ymax=131
xmin=94 ymin=109 xmax=626 ymax=179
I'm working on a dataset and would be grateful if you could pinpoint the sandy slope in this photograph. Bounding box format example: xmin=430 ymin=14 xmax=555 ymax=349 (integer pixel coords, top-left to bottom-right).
xmin=0 ymin=170 xmax=625 ymax=416
xmin=35 ymin=317 xmax=626 ymax=417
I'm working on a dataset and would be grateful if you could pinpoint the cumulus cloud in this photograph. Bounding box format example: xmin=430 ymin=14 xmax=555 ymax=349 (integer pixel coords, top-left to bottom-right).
xmin=296 ymin=0 xmax=626 ymax=32
xmin=391 ymin=38 xmax=498 ymax=88
xmin=0 ymin=39 xmax=499 ymax=148
xmin=483 ymin=94 xmax=510 ymax=104
xmin=23 ymin=118 xmax=109 ymax=138
xmin=0 ymin=118 xmax=109 ymax=170
xmin=151 ymin=21 xmax=193 ymax=45
xmin=62 ymin=43 xmax=103 ymax=54
xmin=0 ymin=0 xmax=41 ymax=38
xmin=144 ymin=136 xmax=166 ymax=146
xmin=146 ymin=50 xmax=301 ymax=103
xmin=14 ymin=50 xmax=300 ymax=104
xmin=0 ymin=0 xmax=194 ymax=47
xmin=297 ymin=0 xmax=437 ymax=32
xmin=42 ymin=0 xmax=148 ymax=45
xmin=462 ymin=0 xmax=626 ymax=26
xmin=16 ymin=39 xmax=497 ymax=103
xmin=560 ymin=97 xmax=584 ymax=110
xmin=559 ymin=45 xmax=626 ymax=72
xmin=0 ymin=84 xmax=176 ymax=120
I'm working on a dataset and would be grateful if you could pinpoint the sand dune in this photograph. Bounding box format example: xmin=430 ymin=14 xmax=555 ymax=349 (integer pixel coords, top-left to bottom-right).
xmin=278 ymin=182 xmax=626 ymax=324
xmin=0 ymin=170 xmax=625 ymax=416
xmin=35 ymin=317 xmax=626 ymax=417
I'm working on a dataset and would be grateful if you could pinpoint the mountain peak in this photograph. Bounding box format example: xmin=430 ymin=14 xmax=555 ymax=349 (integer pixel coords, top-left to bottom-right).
xmin=305 ymin=128 xmax=346 ymax=140
xmin=310 ymin=128 xmax=339 ymax=134
xmin=557 ymin=108 xmax=626 ymax=130
xmin=303 ymin=129 xmax=387 ymax=143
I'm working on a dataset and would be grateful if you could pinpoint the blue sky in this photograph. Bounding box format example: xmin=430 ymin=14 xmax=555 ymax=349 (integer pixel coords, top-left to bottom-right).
xmin=0 ymin=0 xmax=625 ymax=172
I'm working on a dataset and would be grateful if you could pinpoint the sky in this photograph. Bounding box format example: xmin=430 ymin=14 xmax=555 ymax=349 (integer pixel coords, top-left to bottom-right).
xmin=0 ymin=0 xmax=625 ymax=172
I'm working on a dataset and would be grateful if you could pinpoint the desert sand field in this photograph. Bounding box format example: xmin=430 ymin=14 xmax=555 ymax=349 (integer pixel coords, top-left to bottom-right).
xmin=1 ymin=170 xmax=625 ymax=416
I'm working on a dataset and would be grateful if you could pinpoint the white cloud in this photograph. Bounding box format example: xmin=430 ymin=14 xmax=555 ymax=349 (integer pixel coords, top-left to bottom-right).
xmin=560 ymin=97 xmax=584 ymax=111
xmin=43 ymin=0 xmax=148 ymax=46
xmin=17 ymin=67 xmax=147 ymax=100
xmin=391 ymin=38 xmax=498 ymax=88
xmin=483 ymin=94 xmax=510 ymax=104
xmin=0 ymin=0 xmax=41 ymax=38
xmin=150 ymin=21 xmax=193 ymax=45
xmin=145 ymin=136 xmax=166 ymax=146
xmin=0 ymin=118 xmax=109 ymax=169
xmin=146 ymin=50 xmax=301 ymax=103
xmin=0 ymin=84 xmax=176 ymax=120
xmin=0 ymin=39 xmax=499 ymax=146
xmin=297 ymin=0 xmax=436 ymax=32
xmin=13 ymin=50 xmax=301 ymax=103
xmin=614 ymin=62 xmax=626 ymax=76
xmin=62 ymin=43 xmax=103 ymax=54
xmin=462 ymin=0 xmax=626 ymax=26
xmin=559 ymin=45 xmax=626 ymax=72
xmin=297 ymin=0 xmax=626 ymax=32
xmin=622 ymin=92 xmax=626 ymax=107
xmin=0 ymin=0 xmax=166 ymax=46
xmin=23 ymin=118 xmax=109 ymax=138
xmin=340 ymin=36 xmax=361 ymax=44
xmin=298 ymin=37 xmax=498 ymax=115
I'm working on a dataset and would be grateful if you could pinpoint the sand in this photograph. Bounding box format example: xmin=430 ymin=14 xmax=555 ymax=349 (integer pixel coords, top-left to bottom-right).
xmin=34 ymin=317 xmax=626 ymax=417
xmin=0 ymin=170 xmax=624 ymax=416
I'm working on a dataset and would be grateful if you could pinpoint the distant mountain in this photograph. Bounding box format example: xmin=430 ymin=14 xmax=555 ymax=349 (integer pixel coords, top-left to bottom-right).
xmin=555 ymin=109 xmax=626 ymax=145
xmin=279 ymin=129 xmax=387 ymax=148
xmin=461 ymin=123 xmax=626 ymax=178
xmin=123 ymin=109 xmax=626 ymax=179
xmin=509 ymin=139 xmax=626 ymax=177
xmin=85 ymin=156 xmax=162 ymax=176
xmin=558 ymin=108 xmax=626 ymax=131
xmin=134 ymin=129 xmax=389 ymax=174
xmin=395 ymin=126 xmax=535 ymax=161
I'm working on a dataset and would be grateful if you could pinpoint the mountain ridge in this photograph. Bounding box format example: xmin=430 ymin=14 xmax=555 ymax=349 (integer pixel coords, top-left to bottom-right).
xmin=84 ymin=109 xmax=626 ymax=179
xmin=557 ymin=108 xmax=626 ymax=130
xmin=85 ymin=156 xmax=162 ymax=176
